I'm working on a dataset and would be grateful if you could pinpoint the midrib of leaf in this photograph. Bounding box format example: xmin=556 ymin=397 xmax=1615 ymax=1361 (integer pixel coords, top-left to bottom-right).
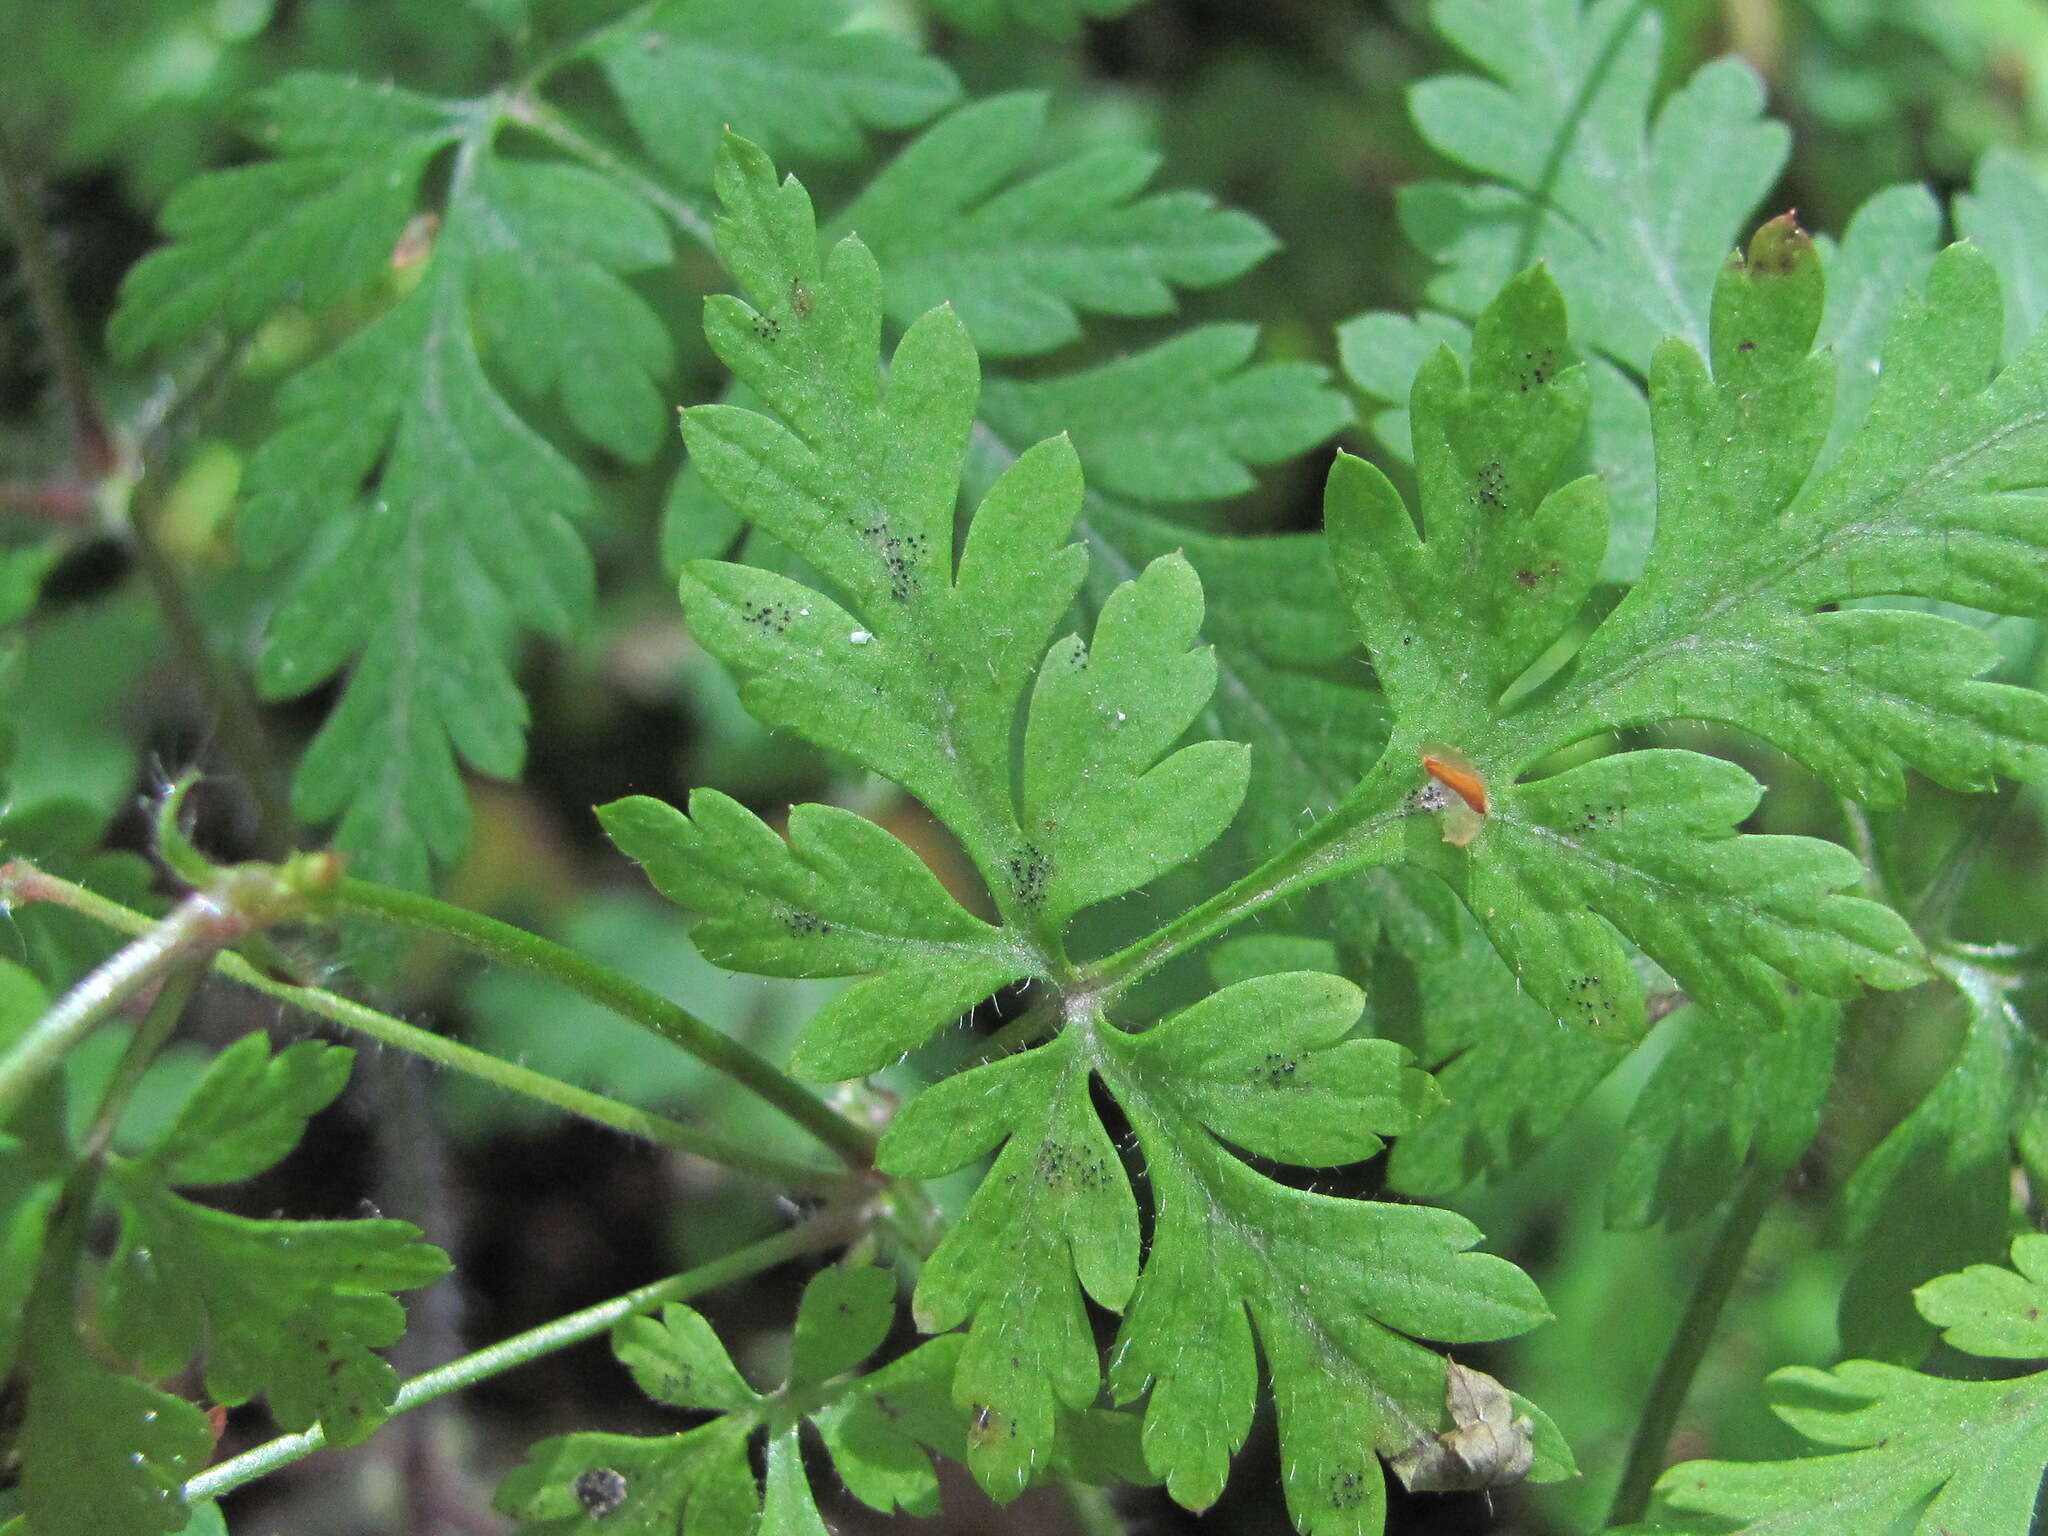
xmin=1476 ymin=0 xmax=1700 ymax=363
xmin=1515 ymin=403 xmax=2048 ymax=764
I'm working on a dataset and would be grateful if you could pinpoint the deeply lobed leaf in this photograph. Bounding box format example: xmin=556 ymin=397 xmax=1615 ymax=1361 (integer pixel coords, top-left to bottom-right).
xmin=630 ymin=135 xmax=1249 ymax=1076
xmin=1648 ymin=1236 xmax=2048 ymax=1534
xmin=878 ymin=972 xmax=1560 ymax=1519
xmin=838 ymin=92 xmax=1274 ymax=356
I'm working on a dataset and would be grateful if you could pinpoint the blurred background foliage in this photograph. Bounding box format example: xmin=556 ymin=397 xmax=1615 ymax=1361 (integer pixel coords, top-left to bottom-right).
xmin=3 ymin=1 xmax=2048 ymax=1532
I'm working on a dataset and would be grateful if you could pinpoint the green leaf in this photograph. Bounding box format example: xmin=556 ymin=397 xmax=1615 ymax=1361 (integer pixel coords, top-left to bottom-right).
xmin=1543 ymin=232 xmax=2048 ymax=808
xmin=612 ymin=1303 xmax=762 ymax=1413
xmin=760 ymin=1425 xmax=831 ymax=1536
xmin=1377 ymin=888 xmax=1627 ymax=1197
xmin=1101 ymin=974 xmax=1550 ymax=1528
xmin=1018 ymin=552 xmax=1250 ymax=932
xmin=1651 ymin=1236 xmax=2048 ymax=1534
xmin=581 ymin=0 xmax=957 ymax=187
xmin=112 ymin=72 xmax=694 ymax=888
xmin=599 ymin=791 xmax=1028 ymax=1082
xmin=671 ymin=136 xmax=1247 ymax=1071
xmin=923 ymin=0 xmax=1146 ymax=38
xmin=810 ymin=1336 xmax=966 ymax=1517
xmin=1956 ymin=146 xmax=2048 ymax=365
xmin=1606 ymin=996 xmax=1840 ymax=1231
xmin=140 ymin=1034 xmax=353 ymax=1186
xmin=878 ymin=972 xmax=1547 ymax=1518
xmin=102 ymin=1174 xmax=450 ymax=1443
xmin=790 ymin=1264 xmax=897 ymax=1386
xmin=501 ymin=1272 xmax=969 ymax=1528
xmin=979 ymin=324 xmax=1351 ymax=501
xmin=837 ymin=92 xmax=1275 ymax=356
xmin=107 ymin=74 xmax=460 ymax=356
xmin=1838 ymin=961 xmax=2033 ymax=1362
xmin=18 ymin=1324 xmax=214 ymax=1536
xmin=1404 ymin=0 xmax=1787 ymax=369
xmin=1916 ymin=1232 xmax=2048 ymax=1359
xmin=879 ymin=1029 xmax=1139 ymax=1498
xmin=495 ymin=1420 xmax=760 ymax=1535
xmin=1323 ymin=261 xmax=1925 ymax=1043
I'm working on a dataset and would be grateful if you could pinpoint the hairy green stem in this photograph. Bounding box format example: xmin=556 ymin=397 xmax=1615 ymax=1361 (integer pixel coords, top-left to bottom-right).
xmin=1606 ymin=1155 xmax=1786 ymax=1527
xmin=336 ymin=876 xmax=877 ymax=1169
xmin=1088 ymin=798 xmax=1408 ymax=999
xmin=183 ymin=1210 xmax=855 ymax=1502
xmin=0 ymin=873 xmax=262 ymax=1131
xmin=0 ymin=863 xmax=847 ymax=1191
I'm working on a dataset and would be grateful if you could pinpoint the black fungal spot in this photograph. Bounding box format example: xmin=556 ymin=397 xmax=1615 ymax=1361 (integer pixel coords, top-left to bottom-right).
xmin=1068 ymin=644 xmax=1089 ymax=671
xmin=1261 ymin=1052 xmax=1299 ymax=1086
xmin=1401 ymin=634 xmax=1416 ymax=646
xmin=1517 ymin=346 xmax=1557 ymax=391
xmin=1737 ymin=339 xmax=1757 ymax=353
xmin=1327 ymin=1467 xmax=1370 ymax=1510
xmin=739 ymin=599 xmax=795 ymax=635
xmin=1565 ymin=974 xmax=1618 ymax=1026
xmin=859 ymin=520 xmax=927 ymax=600
xmin=783 ymin=910 xmax=833 ymax=938
xmin=750 ymin=314 xmax=782 ymax=342
xmin=1006 ymin=843 xmax=1051 ymax=907
xmin=1567 ymin=800 xmax=1624 ymax=834
xmin=1036 ymin=1139 xmax=1110 ymax=1191
xmin=574 ymin=1467 xmax=628 ymax=1519
xmin=1476 ymin=459 xmax=1508 ymax=509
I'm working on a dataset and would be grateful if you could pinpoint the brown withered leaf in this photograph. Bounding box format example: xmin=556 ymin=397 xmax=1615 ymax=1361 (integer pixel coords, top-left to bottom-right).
xmin=1388 ymin=1361 xmax=1535 ymax=1493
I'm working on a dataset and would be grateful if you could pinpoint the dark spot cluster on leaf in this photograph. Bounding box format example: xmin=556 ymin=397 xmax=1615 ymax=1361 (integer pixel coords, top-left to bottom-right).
xmin=1006 ymin=843 xmax=1051 ymax=907
xmin=574 ymin=1466 xmax=628 ymax=1519
xmin=1068 ymin=643 xmax=1089 ymax=671
xmin=750 ymin=313 xmax=782 ymax=342
xmin=1260 ymin=1051 xmax=1299 ymax=1086
xmin=1327 ymin=1466 xmax=1371 ymax=1510
xmin=1566 ymin=801 xmax=1622 ymax=834
xmin=1477 ymin=458 xmax=1508 ymax=509
xmin=739 ymin=599 xmax=795 ymax=635
xmin=1517 ymin=347 xmax=1556 ymax=392
xmin=1035 ymin=1138 xmax=1111 ymax=1191
xmin=1565 ymin=975 xmax=1617 ymax=1025
xmin=859 ymin=520 xmax=929 ymax=600
xmin=1737 ymin=339 xmax=1757 ymax=352
xmin=782 ymin=909 xmax=834 ymax=938
xmin=1514 ymin=559 xmax=1561 ymax=590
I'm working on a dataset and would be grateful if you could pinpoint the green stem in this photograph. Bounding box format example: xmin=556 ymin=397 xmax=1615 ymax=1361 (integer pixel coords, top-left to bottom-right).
xmin=0 ymin=878 xmax=249 ymax=1131
xmin=336 ymin=876 xmax=877 ymax=1169
xmin=1087 ymin=797 xmax=1407 ymax=999
xmin=1911 ymin=785 xmax=2018 ymax=948
xmin=183 ymin=1211 xmax=854 ymax=1502
xmin=504 ymin=93 xmax=715 ymax=251
xmin=1606 ymin=1155 xmax=1786 ymax=1527
xmin=0 ymin=863 xmax=847 ymax=1191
